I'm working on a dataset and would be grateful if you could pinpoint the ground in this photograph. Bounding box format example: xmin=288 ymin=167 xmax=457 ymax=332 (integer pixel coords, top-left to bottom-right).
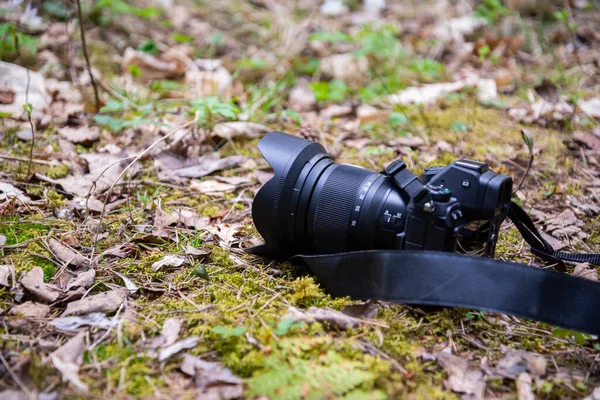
xmin=1 ymin=0 xmax=600 ymax=399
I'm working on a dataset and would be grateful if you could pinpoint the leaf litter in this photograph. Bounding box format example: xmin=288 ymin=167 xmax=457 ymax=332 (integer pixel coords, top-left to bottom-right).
xmin=1 ymin=0 xmax=600 ymax=398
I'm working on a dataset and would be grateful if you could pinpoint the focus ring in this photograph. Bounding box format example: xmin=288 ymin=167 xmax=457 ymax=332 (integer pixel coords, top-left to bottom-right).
xmin=312 ymin=165 xmax=372 ymax=253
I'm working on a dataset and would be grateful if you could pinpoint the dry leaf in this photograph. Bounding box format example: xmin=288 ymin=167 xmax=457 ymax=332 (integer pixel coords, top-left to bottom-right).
xmin=10 ymin=301 xmax=50 ymax=318
xmin=573 ymin=263 xmax=598 ymax=281
xmin=62 ymin=289 xmax=127 ymax=316
xmin=122 ymin=47 xmax=183 ymax=81
xmin=288 ymin=81 xmax=316 ymax=112
xmin=56 ymin=153 xmax=125 ymax=197
xmin=180 ymin=354 xmax=243 ymax=399
xmin=185 ymin=245 xmax=209 ymax=257
xmin=50 ymin=332 xmax=88 ymax=392
xmin=320 ymin=53 xmax=368 ymax=85
xmin=101 ymin=243 xmax=137 ymax=258
xmin=433 ymin=14 xmax=485 ymax=42
xmin=50 ymin=313 xmax=118 ymax=331
xmin=342 ymin=301 xmax=379 ymax=319
xmin=579 ymin=98 xmax=600 ymax=118
xmin=212 ymin=122 xmax=270 ymax=139
xmin=190 ymin=179 xmax=236 ymax=195
xmin=436 ymin=352 xmax=485 ymax=397
xmin=152 ymin=254 xmax=188 ymax=271
xmin=0 ymin=265 xmax=13 ymax=287
xmin=389 ymin=78 xmax=496 ymax=106
xmin=0 ymin=182 xmax=31 ymax=203
xmin=173 ymin=154 xmax=247 ymax=178
xmin=112 ymin=271 xmax=139 ymax=293
xmin=66 ymin=269 xmax=95 ymax=291
xmin=516 ymin=372 xmax=534 ymax=400
xmin=150 ymin=318 xmax=182 ymax=349
xmin=158 ymin=336 xmax=200 ymax=361
xmin=58 ymin=126 xmax=100 ymax=146
xmin=0 ymin=61 xmax=50 ymax=119
xmin=21 ymin=267 xmax=61 ymax=303
xmin=49 ymin=239 xmax=90 ymax=269
xmin=185 ymin=58 xmax=235 ymax=99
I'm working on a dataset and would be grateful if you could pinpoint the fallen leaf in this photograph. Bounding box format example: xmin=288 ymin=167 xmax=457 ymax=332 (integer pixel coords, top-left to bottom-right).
xmin=0 ymin=182 xmax=31 ymax=203
xmin=185 ymin=58 xmax=235 ymax=99
xmin=494 ymin=349 xmax=547 ymax=379
xmin=320 ymin=104 xmax=353 ymax=120
xmin=16 ymin=129 xmax=33 ymax=141
xmin=112 ymin=271 xmax=139 ymax=293
xmin=62 ymin=289 xmax=127 ymax=316
xmin=122 ymin=47 xmax=183 ymax=81
xmin=516 ymin=372 xmax=534 ymax=400
xmin=65 ymin=269 xmax=95 ymax=291
xmin=185 ymin=245 xmax=209 ymax=257
xmin=173 ymin=154 xmax=247 ymax=178
xmin=342 ymin=301 xmax=379 ymax=319
xmin=436 ymin=352 xmax=485 ymax=397
xmin=58 ymin=126 xmax=100 ymax=146
xmin=573 ymin=263 xmax=598 ymax=281
xmin=0 ymin=61 xmax=50 ymax=119
xmin=152 ymin=254 xmax=188 ymax=271
xmin=284 ymin=306 xmax=361 ymax=330
xmin=151 ymin=318 xmax=182 ymax=349
xmin=212 ymin=121 xmax=270 ymax=139
xmin=573 ymin=131 xmax=600 ymax=151
xmin=320 ymin=53 xmax=368 ymax=85
xmin=190 ymin=179 xmax=236 ymax=195
xmin=56 ymin=153 xmax=125 ymax=197
xmin=49 ymin=239 xmax=89 ymax=269
xmin=509 ymin=98 xmax=574 ymax=127
xmin=180 ymin=354 xmax=243 ymax=399
xmin=50 ymin=313 xmax=118 ymax=331
xmin=433 ymin=14 xmax=486 ymax=42
xmin=158 ymin=336 xmax=200 ymax=362
xmin=389 ymin=78 xmax=496 ymax=105
xmin=579 ymin=98 xmax=600 ymax=118
xmin=288 ymin=80 xmax=316 ymax=112
xmin=50 ymin=332 xmax=88 ymax=392
xmin=10 ymin=301 xmax=50 ymax=318
xmin=21 ymin=267 xmax=61 ymax=303
xmin=0 ymin=265 xmax=13 ymax=287
xmin=101 ymin=243 xmax=137 ymax=258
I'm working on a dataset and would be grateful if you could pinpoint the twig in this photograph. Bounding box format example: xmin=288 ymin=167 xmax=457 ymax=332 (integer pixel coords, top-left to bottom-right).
xmin=0 ymin=352 xmax=33 ymax=399
xmin=0 ymin=154 xmax=52 ymax=165
xmin=74 ymin=0 xmax=100 ymax=112
xmin=91 ymin=113 xmax=200 ymax=252
xmin=24 ymin=69 xmax=35 ymax=180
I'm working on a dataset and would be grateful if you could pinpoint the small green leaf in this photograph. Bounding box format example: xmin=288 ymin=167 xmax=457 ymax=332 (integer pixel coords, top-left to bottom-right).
xmin=170 ymin=33 xmax=193 ymax=44
xmin=193 ymin=265 xmax=209 ymax=281
xmin=451 ymin=120 xmax=470 ymax=133
xmin=521 ymin=130 xmax=534 ymax=156
xmin=477 ymin=44 xmax=490 ymax=62
xmin=137 ymin=40 xmax=158 ymax=55
xmin=100 ymin=99 xmax=125 ymax=113
xmin=389 ymin=112 xmax=408 ymax=127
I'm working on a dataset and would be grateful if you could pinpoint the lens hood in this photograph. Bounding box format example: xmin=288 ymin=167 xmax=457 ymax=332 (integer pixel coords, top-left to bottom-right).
xmin=250 ymin=132 xmax=330 ymax=259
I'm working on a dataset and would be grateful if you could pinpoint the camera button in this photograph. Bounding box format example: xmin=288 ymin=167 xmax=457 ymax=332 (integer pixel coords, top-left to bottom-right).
xmin=462 ymin=179 xmax=470 ymax=188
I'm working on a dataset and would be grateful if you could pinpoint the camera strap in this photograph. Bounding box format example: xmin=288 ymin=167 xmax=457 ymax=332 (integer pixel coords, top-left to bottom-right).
xmin=292 ymin=202 xmax=600 ymax=334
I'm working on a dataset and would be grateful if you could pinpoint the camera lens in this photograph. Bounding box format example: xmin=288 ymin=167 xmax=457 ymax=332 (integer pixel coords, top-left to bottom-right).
xmin=251 ymin=131 xmax=410 ymax=258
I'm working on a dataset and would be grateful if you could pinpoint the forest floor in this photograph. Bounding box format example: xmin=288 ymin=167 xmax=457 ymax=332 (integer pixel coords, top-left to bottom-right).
xmin=1 ymin=0 xmax=600 ymax=399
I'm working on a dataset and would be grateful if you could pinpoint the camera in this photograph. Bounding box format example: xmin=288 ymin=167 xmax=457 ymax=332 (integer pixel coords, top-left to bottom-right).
xmin=250 ymin=131 xmax=513 ymax=260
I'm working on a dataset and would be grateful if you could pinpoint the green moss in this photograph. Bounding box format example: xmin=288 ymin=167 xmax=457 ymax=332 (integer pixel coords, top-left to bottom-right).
xmin=46 ymin=164 xmax=69 ymax=179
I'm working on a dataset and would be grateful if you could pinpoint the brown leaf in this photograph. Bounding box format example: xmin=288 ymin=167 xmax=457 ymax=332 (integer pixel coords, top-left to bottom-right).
xmin=150 ymin=318 xmax=182 ymax=349
xmin=10 ymin=301 xmax=50 ymax=318
xmin=158 ymin=336 xmax=200 ymax=361
xmin=436 ymin=352 xmax=485 ymax=397
xmin=66 ymin=269 xmax=96 ymax=291
xmin=58 ymin=126 xmax=100 ymax=146
xmin=288 ymin=81 xmax=316 ymax=112
xmin=320 ymin=53 xmax=368 ymax=85
xmin=578 ymin=98 xmax=600 ymax=118
xmin=21 ymin=267 xmax=61 ymax=303
xmin=213 ymin=122 xmax=270 ymax=140
xmin=0 ymin=264 xmax=14 ymax=287
xmin=174 ymin=154 xmax=247 ymax=178
xmin=101 ymin=243 xmax=137 ymax=258
xmin=516 ymin=372 xmax=534 ymax=400
xmin=342 ymin=301 xmax=379 ymax=319
xmin=185 ymin=58 xmax=236 ymax=99
xmin=180 ymin=354 xmax=243 ymax=399
xmin=62 ymin=289 xmax=127 ymax=316
xmin=152 ymin=255 xmax=188 ymax=271
xmin=0 ymin=61 xmax=50 ymax=119
xmin=121 ymin=47 xmax=183 ymax=81
xmin=50 ymin=332 xmax=88 ymax=392
xmin=190 ymin=179 xmax=237 ymax=195
xmin=573 ymin=263 xmax=598 ymax=281
xmin=49 ymin=239 xmax=89 ymax=269
xmin=573 ymin=131 xmax=600 ymax=152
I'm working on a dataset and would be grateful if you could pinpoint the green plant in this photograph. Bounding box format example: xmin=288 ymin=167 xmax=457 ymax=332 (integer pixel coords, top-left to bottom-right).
xmin=137 ymin=40 xmax=159 ymax=55
xmin=94 ymin=0 xmax=161 ymax=21
xmin=451 ymin=120 xmax=470 ymax=133
xmin=273 ymin=318 xmax=304 ymax=336
xmin=310 ymin=79 xmax=348 ymax=103
xmin=476 ymin=0 xmax=509 ymax=23
xmin=212 ymin=325 xmax=247 ymax=339
xmin=0 ymin=22 xmax=39 ymax=61
xmin=190 ymin=97 xmax=240 ymax=128
xmin=410 ymin=59 xmax=444 ymax=81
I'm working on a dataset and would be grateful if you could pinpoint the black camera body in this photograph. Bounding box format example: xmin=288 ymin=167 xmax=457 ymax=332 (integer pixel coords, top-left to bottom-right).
xmin=250 ymin=132 xmax=512 ymax=260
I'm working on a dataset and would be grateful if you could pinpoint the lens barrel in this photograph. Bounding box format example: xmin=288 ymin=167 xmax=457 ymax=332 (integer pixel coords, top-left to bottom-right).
xmin=251 ymin=131 xmax=409 ymax=258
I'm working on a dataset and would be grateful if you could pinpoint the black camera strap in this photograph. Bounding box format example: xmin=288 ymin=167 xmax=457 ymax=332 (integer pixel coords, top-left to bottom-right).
xmin=293 ymin=202 xmax=600 ymax=335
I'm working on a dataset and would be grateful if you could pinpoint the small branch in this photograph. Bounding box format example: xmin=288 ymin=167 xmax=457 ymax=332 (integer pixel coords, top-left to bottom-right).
xmin=24 ymin=69 xmax=35 ymax=180
xmin=513 ymin=154 xmax=534 ymax=195
xmin=0 ymin=154 xmax=52 ymax=165
xmin=74 ymin=0 xmax=100 ymax=112
xmin=91 ymin=112 xmax=200 ymax=253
